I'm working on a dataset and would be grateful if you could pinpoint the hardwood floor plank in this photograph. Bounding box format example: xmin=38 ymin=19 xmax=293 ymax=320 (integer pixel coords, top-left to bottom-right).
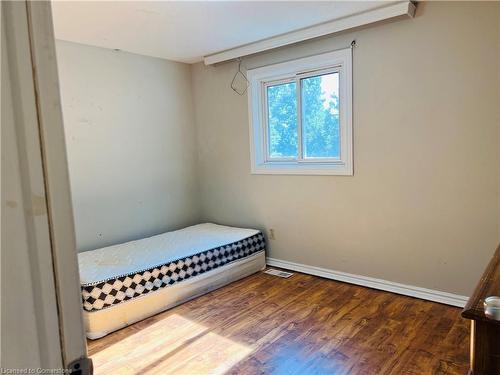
xmin=87 ymin=270 xmax=469 ymax=375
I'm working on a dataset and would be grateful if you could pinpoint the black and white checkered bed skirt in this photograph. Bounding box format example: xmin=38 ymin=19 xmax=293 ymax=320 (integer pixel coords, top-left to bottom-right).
xmin=81 ymin=232 xmax=266 ymax=312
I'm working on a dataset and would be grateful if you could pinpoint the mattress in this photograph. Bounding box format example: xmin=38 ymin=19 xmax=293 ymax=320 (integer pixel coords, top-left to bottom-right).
xmin=79 ymin=223 xmax=266 ymax=313
xmin=84 ymin=252 xmax=265 ymax=339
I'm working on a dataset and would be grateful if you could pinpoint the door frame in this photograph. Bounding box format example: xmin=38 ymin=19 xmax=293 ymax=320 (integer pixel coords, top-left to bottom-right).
xmin=3 ymin=0 xmax=88 ymax=370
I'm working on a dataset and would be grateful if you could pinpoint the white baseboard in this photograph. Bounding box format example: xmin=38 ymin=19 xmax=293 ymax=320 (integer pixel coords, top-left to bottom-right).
xmin=266 ymin=257 xmax=468 ymax=308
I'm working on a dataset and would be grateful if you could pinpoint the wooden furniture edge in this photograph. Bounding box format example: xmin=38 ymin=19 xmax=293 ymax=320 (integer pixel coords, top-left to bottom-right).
xmin=461 ymin=243 xmax=500 ymax=324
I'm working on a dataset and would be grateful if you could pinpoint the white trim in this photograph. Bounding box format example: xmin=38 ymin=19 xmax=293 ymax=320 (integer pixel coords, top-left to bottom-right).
xmin=204 ymin=1 xmax=416 ymax=65
xmin=266 ymin=257 xmax=469 ymax=308
xmin=248 ymin=48 xmax=353 ymax=175
xmin=2 ymin=1 xmax=63 ymax=368
xmin=26 ymin=1 xmax=88 ymax=367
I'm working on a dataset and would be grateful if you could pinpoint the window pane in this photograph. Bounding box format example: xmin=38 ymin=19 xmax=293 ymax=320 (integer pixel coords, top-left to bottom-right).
xmin=301 ymin=72 xmax=340 ymax=158
xmin=267 ymin=82 xmax=297 ymax=159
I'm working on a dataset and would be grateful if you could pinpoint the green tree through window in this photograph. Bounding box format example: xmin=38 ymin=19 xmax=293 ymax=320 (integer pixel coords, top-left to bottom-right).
xmin=302 ymin=73 xmax=340 ymax=158
xmin=267 ymin=72 xmax=340 ymax=159
xmin=267 ymin=82 xmax=297 ymax=158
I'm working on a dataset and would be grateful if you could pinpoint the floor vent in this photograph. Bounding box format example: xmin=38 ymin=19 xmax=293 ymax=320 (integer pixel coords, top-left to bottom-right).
xmin=264 ymin=268 xmax=294 ymax=278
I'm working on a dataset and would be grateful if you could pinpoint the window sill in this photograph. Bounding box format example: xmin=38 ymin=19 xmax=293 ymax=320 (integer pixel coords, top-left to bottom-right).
xmin=251 ymin=161 xmax=353 ymax=176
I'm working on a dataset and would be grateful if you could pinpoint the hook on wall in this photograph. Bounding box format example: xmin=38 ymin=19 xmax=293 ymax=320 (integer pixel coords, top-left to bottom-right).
xmin=230 ymin=58 xmax=249 ymax=95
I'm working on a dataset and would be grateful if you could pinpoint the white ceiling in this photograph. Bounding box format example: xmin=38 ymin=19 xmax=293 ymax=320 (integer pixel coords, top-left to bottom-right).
xmin=52 ymin=1 xmax=393 ymax=64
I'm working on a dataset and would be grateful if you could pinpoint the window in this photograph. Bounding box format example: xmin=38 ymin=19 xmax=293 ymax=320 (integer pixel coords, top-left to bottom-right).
xmin=247 ymin=49 xmax=352 ymax=175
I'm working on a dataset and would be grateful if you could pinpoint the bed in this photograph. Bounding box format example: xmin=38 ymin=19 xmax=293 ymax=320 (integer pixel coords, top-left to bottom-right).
xmin=79 ymin=223 xmax=266 ymax=339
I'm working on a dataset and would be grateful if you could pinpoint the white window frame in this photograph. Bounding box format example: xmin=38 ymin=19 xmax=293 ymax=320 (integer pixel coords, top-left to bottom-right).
xmin=247 ymin=48 xmax=353 ymax=175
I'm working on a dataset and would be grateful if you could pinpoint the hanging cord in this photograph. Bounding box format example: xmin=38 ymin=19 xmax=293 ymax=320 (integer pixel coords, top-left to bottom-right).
xmin=230 ymin=58 xmax=249 ymax=95
xmin=229 ymin=40 xmax=356 ymax=93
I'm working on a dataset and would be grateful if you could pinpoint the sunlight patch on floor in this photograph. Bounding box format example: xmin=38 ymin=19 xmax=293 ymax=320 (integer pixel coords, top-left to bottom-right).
xmin=91 ymin=314 xmax=252 ymax=375
xmin=139 ymin=331 xmax=253 ymax=375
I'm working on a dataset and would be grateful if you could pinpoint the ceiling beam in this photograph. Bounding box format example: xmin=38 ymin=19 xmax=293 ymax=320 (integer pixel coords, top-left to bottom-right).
xmin=203 ymin=1 xmax=416 ymax=65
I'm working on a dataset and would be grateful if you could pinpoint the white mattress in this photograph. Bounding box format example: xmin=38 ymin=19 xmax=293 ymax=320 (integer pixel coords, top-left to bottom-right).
xmin=78 ymin=223 xmax=260 ymax=285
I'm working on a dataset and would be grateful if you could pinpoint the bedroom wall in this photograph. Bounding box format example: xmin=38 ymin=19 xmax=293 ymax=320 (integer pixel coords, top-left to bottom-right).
xmin=56 ymin=41 xmax=200 ymax=252
xmin=190 ymin=1 xmax=500 ymax=296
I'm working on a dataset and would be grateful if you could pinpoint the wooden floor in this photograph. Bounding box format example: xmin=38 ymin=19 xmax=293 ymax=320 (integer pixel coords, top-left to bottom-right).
xmin=88 ymin=270 xmax=470 ymax=375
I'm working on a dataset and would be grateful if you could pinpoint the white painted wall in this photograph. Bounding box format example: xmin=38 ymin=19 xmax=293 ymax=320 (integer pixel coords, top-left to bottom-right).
xmin=55 ymin=2 xmax=500 ymax=295
xmin=56 ymin=41 xmax=200 ymax=252
xmin=190 ymin=2 xmax=500 ymax=296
